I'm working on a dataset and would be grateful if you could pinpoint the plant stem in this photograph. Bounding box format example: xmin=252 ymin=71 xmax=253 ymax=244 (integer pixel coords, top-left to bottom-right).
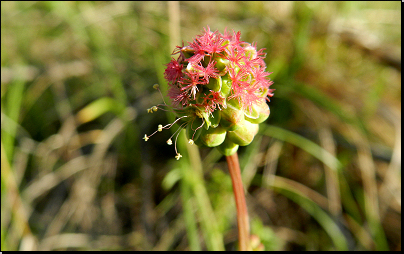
xmin=226 ymin=152 xmax=250 ymax=251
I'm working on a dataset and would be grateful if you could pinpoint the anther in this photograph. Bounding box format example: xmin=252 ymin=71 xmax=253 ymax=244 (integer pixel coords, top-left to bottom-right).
xmin=143 ymin=134 xmax=149 ymax=141
xmin=158 ymin=124 xmax=163 ymax=132
xmin=153 ymin=84 xmax=159 ymax=89
xmin=167 ymin=139 xmax=173 ymax=145
xmin=188 ymin=139 xmax=194 ymax=145
xmin=152 ymin=106 xmax=158 ymax=112
xmin=175 ymin=153 xmax=182 ymax=160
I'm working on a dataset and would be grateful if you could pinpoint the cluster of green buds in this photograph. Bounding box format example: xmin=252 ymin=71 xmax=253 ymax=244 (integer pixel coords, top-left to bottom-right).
xmin=144 ymin=26 xmax=274 ymax=159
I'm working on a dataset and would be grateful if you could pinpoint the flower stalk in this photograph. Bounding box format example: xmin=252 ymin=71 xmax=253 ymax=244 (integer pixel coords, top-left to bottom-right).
xmin=145 ymin=26 xmax=274 ymax=250
xmin=226 ymin=152 xmax=250 ymax=251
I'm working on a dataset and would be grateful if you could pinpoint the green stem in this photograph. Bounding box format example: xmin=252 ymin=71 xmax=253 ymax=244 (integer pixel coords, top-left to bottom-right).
xmin=226 ymin=152 xmax=250 ymax=251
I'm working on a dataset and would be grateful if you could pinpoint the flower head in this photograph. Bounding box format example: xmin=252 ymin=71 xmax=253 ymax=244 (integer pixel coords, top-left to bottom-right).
xmin=145 ymin=26 xmax=275 ymax=159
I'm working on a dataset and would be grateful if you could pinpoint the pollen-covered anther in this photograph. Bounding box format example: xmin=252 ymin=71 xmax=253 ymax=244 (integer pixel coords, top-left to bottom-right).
xmin=175 ymin=153 xmax=182 ymax=160
xmin=158 ymin=124 xmax=163 ymax=132
xmin=153 ymin=84 xmax=159 ymax=89
xmin=167 ymin=139 xmax=173 ymax=145
xmin=143 ymin=134 xmax=149 ymax=141
xmin=152 ymin=106 xmax=158 ymax=112
xmin=188 ymin=139 xmax=194 ymax=145
xmin=147 ymin=108 xmax=152 ymax=113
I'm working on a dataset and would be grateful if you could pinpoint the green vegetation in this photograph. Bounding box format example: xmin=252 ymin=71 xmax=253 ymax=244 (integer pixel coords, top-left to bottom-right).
xmin=1 ymin=1 xmax=401 ymax=251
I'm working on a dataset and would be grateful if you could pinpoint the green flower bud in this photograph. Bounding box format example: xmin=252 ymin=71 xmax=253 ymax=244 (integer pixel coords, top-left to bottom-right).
xmin=209 ymin=108 xmax=221 ymax=128
xmin=227 ymin=119 xmax=259 ymax=146
xmin=220 ymin=74 xmax=232 ymax=97
xmin=220 ymin=99 xmax=244 ymax=131
xmin=206 ymin=76 xmax=222 ymax=92
xmin=199 ymin=125 xmax=227 ymax=147
xmin=214 ymin=55 xmax=230 ymax=72
xmin=181 ymin=46 xmax=195 ymax=60
xmin=244 ymin=100 xmax=270 ymax=124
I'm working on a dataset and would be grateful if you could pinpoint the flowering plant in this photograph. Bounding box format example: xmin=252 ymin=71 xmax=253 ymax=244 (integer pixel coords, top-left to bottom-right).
xmin=145 ymin=26 xmax=273 ymax=251
xmin=145 ymin=26 xmax=274 ymax=160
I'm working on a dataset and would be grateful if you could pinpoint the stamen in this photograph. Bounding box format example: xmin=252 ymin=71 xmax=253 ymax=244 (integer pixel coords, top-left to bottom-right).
xmin=168 ymin=121 xmax=188 ymax=143
xmin=147 ymin=104 xmax=176 ymax=114
xmin=191 ymin=117 xmax=205 ymax=141
xmin=153 ymin=83 xmax=169 ymax=106
xmin=162 ymin=115 xmax=188 ymax=130
xmin=175 ymin=153 xmax=182 ymax=160
xmin=144 ymin=116 xmax=189 ymax=159
xmin=172 ymin=122 xmax=188 ymax=157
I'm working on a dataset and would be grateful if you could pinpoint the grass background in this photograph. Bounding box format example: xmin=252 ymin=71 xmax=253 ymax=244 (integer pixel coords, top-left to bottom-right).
xmin=1 ymin=1 xmax=401 ymax=251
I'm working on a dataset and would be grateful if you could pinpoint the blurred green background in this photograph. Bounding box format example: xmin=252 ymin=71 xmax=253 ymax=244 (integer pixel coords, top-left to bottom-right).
xmin=1 ymin=1 xmax=401 ymax=251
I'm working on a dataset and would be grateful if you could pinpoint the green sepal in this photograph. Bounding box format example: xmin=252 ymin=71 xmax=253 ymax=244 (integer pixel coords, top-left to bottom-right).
xmin=209 ymin=109 xmax=221 ymax=128
xmin=191 ymin=106 xmax=211 ymax=130
xmin=214 ymin=55 xmax=229 ymax=72
xmin=181 ymin=46 xmax=195 ymax=60
xmin=217 ymin=135 xmax=239 ymax=156
xmin=226 ymin=119 xmax=259 ymax=146
xmin=186 ymin=116 xmax=204 ymax=141
xmin=207 ymin=76 xmax=222 ymax=92
xmin=201 ymin=111 xmax=211 ymax=130
xmin=200 ymin=125 xmax=227 ymax=147
xmin=194 ymin=136 xmax=207 ymax=147
xmin=219 ymin=100 xmax=244 ymax=131
xmin=220 ymin=74 xmax=232 ymax=97
xmin=244 ymin=100 xmax=270 ymax=124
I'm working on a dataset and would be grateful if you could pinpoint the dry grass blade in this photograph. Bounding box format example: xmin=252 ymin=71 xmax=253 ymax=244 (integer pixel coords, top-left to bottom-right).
xmin=1 ymin=143 xmax=37 ymax=250
xmin=1 ymin=1 xmax=400 ymax=251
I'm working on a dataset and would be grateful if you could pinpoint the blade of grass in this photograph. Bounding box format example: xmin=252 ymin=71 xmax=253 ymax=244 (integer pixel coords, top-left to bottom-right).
xmin=240 ymin=135 xmax=262 ymax=189
xmin=182 ymin=132 xmax=225 ymax=251
xmin=261 ymin=124 xmax=341 ymax=171
xmin=319 ymin=127 xmax=342 ymax=217
xmin=154 ymin=7 xmax=205 ymax=249
xmin=350 ymin=127 xmax=389 ymax=251
xmin=267 ymin=175 xmax=349 ymax=250
xmin=179 ymin=180 xmax=201 ymax=251
xmin=1 ymin=70 xmax=25 ymax=163
xmin=75 ymin=97 xmax=126 ymax=124
xmin=1 ymin=142 xmax=36 ymax=250
xmin=283 ymin=79 xmax=368 ymax=136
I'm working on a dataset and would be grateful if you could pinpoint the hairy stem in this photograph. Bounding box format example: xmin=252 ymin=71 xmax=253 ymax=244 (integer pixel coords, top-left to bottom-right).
xmin=226 ymin=152 xmax=250 ymax=251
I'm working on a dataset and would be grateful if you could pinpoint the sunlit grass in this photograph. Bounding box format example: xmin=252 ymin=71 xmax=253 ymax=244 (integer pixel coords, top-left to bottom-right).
xmin=1 ymin=1 xmax=401 ymax=251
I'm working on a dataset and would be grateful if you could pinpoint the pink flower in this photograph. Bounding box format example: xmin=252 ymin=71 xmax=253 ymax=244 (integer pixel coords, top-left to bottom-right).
xmin=227 ymin=30 xmax=245 ymax=52
xmin=224 ymin=47 xmax=245 ymax=69
xmin=168 ymin=85 xmax=189 ymax=108
xmin=193 ymin=59 xmax=219 ymax=82
xmin=227 ymin=67 xmax=261 ymax=111
xmin=179 ymin=71 xmax=207 ymax=100
xmin=198 ymin=90 xmax=225 ymax=113
xmin=146 ymin=26 xmax=275 ymax=159
xmin=164 ymin=58 xmax=183 ymax=84
xmin=251 ymin=67 xmax=272 ymax=90
xmin=166 ymin=26 xmax=274 ymax=113
xmin=189 ymin=26 xmax=227 ymax=55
